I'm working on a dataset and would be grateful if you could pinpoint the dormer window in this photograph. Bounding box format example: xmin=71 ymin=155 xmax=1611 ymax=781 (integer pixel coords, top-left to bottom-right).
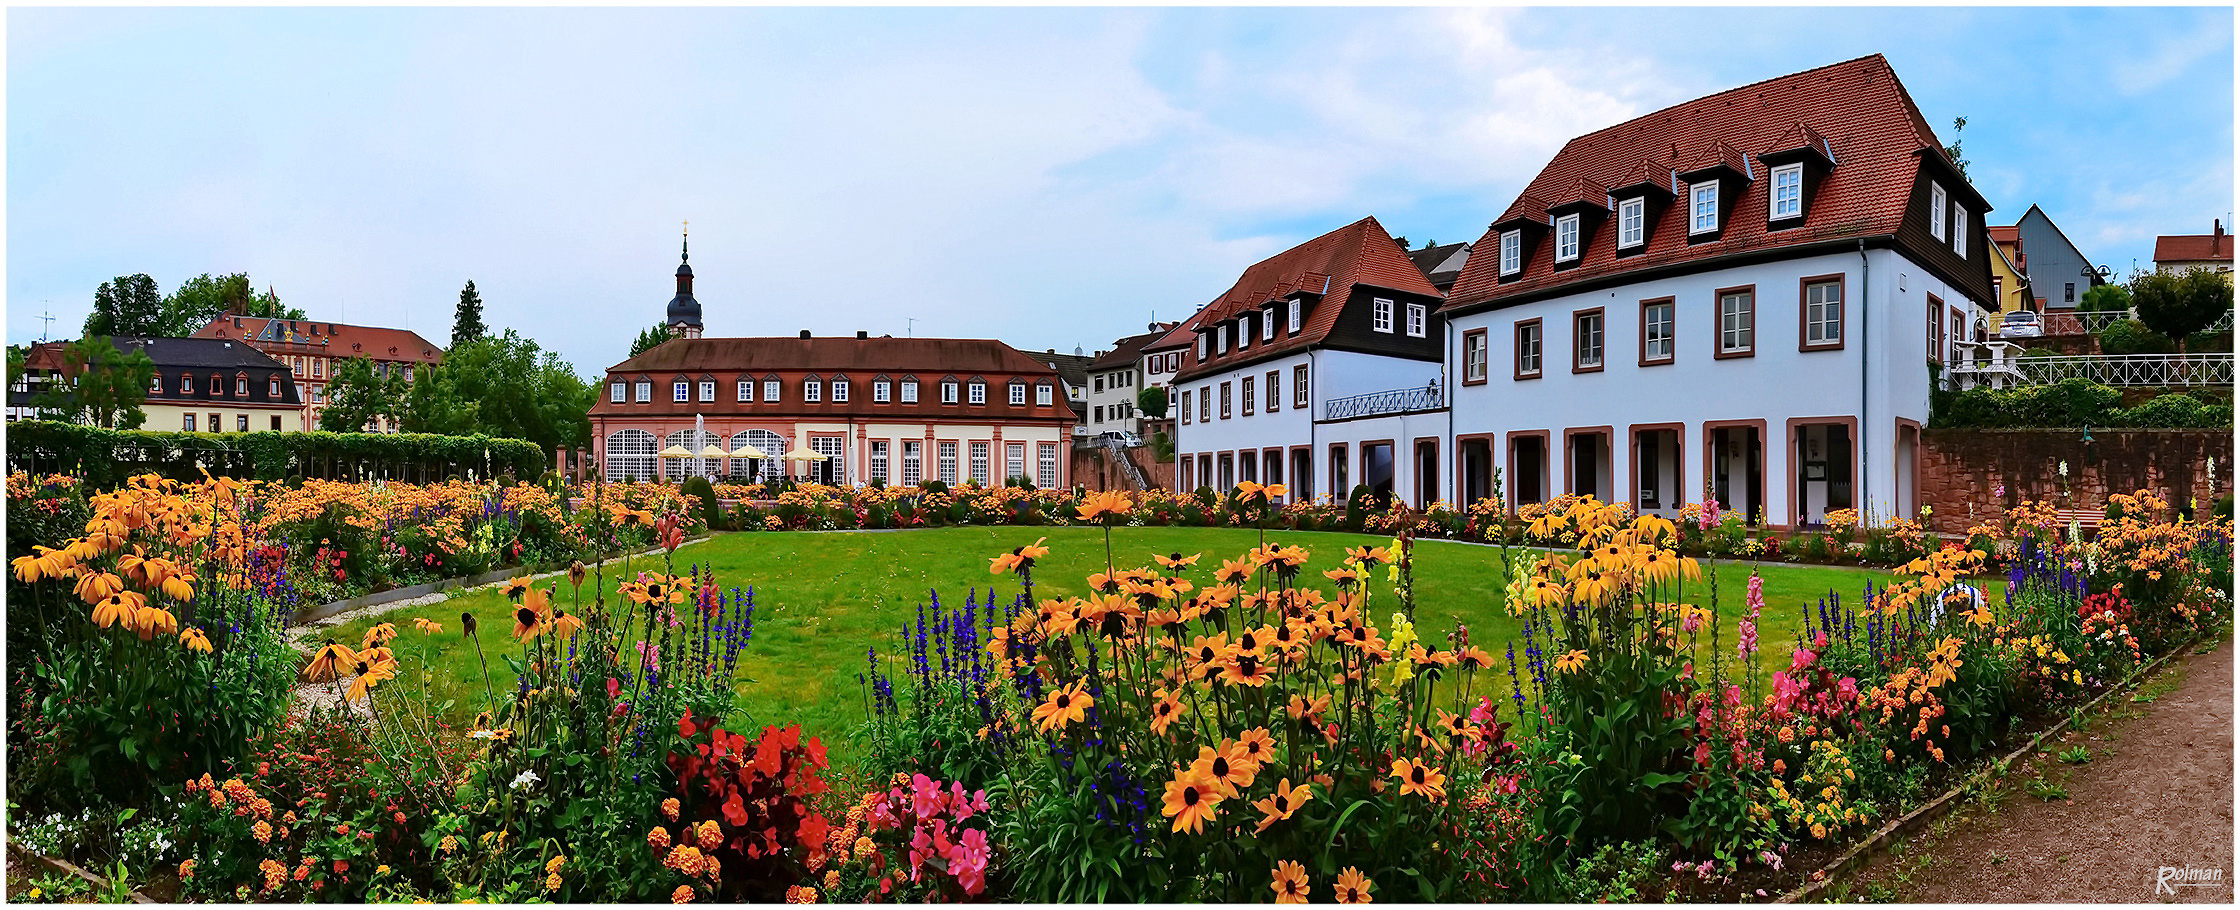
xmin=1261 ymin=307 xmax=1276 ymax=341
xmin=1618 ymin=198 xmax=1645 ymax=249
xmin=1216 ymin=327 xmax=1229 ymax=354
xmin=269 ymin=377 xmax=281 ymax=396
xmin=1690 ymin=183 xmax=1719 ymax=234
xmin=1197 ymin=333 xmax=1209 ymax=359
xmin=673 ymin=380 xmax=690 ymax=402
xmin=967 ymin=380 xmax=986 ymax=405
xmin=1554 ymin=214 xmax=1581 ymax=262
xmin=1237 ymin=315 xmax=1250 ymax=350
xmin=699 ymin=380 xmax=715 ymax=402
xmin=1372 ymin=298 xmax=1394 ymax=333
xmin=1929 ymin=183 xmax=1948 ymax=241
xmin=832 ymin=378 xmax=850 ymax=403
xmin=1287 ymin=299 xmax=1302 ymax=333
xmin=1008 ymin=381 xmax=1026 ymax=405
xmin=901 ymin=379 xmax=919 ymax=403
xmin=1035 ymin=382 xmax=1052 ymax=406
xmin=803 ymin=378 xmax=822 ymax=402
xmin=1499 ymin=230 xmax=1521 ymax=275
xmin=635 ymin=379 xmax=652 ymax=402
xmin=764 ymin=378 xmax=782 ymax=402
xmin=738 ymin=379 xmax=753 ymax=401
xmin=874 ymin=380 xmax=891 ymax=403
xmin=1770 ymin=164 xmax=1803 ymax=221
xmin=150 ymin=373 xmax=163 ymax=394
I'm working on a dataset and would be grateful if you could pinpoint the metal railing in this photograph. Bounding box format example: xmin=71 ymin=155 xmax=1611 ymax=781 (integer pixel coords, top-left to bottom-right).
xmin=2042 ymin=308 xmax=2234 ymax=336
xmin=1321 ymin=385 xmax=1444 ymax=421
xmin=1947 ymin=353 xmax=2235 ymax=388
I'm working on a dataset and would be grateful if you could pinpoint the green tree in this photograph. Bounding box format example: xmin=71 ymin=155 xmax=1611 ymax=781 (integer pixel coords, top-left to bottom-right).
xmin=2134 ymin=269 xmax=2234 ymax=354
xmin=430 ymin=330 xmax=594 ymax=454
xmin=83 ymin=274 xmax=165 ymax=338
xmin=1136 ymin=384 xmax=1169 ymax=419
xmin=2079 ymin=282 xmax=2132 ymax=314
xmin=161 ymin=273 xmax=251 ymax=336
xmin=1943 ymin=116 xmax=1971 ymax=182
xmin=452 ymin=280 xmax=487 ymax=348
xmin=631 ymin=323 xmax=673 ymax=357
xmin=245 ymin=286 xmax=303 ymax=320
xmin=319 ymin=356 xmax=406 ymax=432
xmin=398 ymin=361 xmax=481 ymax=435
xmin=30 ymin=337 xmax=155 ymax=429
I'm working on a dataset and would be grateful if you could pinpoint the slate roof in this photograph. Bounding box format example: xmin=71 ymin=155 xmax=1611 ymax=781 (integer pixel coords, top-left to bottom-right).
xmin=1088 ymin=326 xmax=1175 ymax=372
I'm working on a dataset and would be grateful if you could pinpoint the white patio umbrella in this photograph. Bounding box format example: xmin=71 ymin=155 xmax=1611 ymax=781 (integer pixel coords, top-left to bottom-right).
xmin=781 ymin=446 xmax=827 ymax=462
xmin=657 ymin=444 xmax=693 ymax=458
xmin=728 ymin=442 xmax=769 ymax=459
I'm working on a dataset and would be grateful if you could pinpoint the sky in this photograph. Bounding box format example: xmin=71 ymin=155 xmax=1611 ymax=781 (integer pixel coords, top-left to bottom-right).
xmin=8 ymin=6 xmax=2233 ymax=375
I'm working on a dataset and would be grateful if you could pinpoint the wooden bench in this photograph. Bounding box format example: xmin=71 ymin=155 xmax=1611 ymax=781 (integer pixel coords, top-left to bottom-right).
xmin=2052 ymin=507 xmax=2105 ymax=538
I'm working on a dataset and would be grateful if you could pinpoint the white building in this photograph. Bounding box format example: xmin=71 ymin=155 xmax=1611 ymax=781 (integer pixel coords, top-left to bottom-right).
xmin=1439 ymin=54 xmax=1996 ymax=528
xmin=1082 ymin=324 xmax=1175 ymax=439
xmin=1173 ymin=216 xmax=1449 ymax=504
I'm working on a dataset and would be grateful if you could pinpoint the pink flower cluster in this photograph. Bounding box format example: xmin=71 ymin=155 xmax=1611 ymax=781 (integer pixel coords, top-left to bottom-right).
xmin=867 ymin=774 xmax=993 ymax=897
xmin=1737 ymin=574 xmax=1764 ymax=659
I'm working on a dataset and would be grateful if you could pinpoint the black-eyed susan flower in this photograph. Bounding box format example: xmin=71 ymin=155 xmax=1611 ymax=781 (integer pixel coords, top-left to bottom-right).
xmin=1389 ymin=757 xmax=1446 ymax=800
xmin=501 ymin=576 xmax=532 ymax=600
xmin=1271 ymin=860 xmax=1310 ymax=903
xmin=90 ymin=590 xmax=144 ymax=630
xmin=361 ymin=622 xmax=398 ymax=650
xmin=180 ymin=628 xmax=214 ymax=653
xmin=1030 ymin=680 xmax=1092 ymax=733
xmin=1154 ymin=552 xmax=1202 ymax=570
xmin=1149 ymin=689 xmax=1184 ymax=737
xmin=1334 ymin=867 xmax=1374 ymax=903
xmin=1190 ymin=741 xmax=1259 ymax=796
xmin=305 ymin=641 xmax=358 ymax=683
xmin=1160 ymin=770 xmax=1223 ymax=834
xmin=1252 ymin=778 xmax=1314 ymax=835
xmin=1553 ymin=649 xmax=1589 ymax=674
xmin=1075 ymin=490 xmax=1131 ymax=522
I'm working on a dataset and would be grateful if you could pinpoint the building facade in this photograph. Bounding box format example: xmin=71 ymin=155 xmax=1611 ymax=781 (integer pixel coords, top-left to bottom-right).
xmin=1136 ymin=313 xmax=1200 ymax=444
xmin=1083 ymin=324 xmax=1174 ymax=439
xmin=2154 ymin=220 xmax=2234 ymax=274
xmin=125 ymin=337 xmax=306 ymax=432
xmin=2012 ymin=204 xmax=2105 ymax=310
xmin=1986 ymin=226 xmax=2037 ymax=314
xmin=589 ymin=250 xmax=1077 ymax=487
xmin=1171 ymin=216 xmax=1448 ymax=504
xmin=192 ymin=316 xmax=443 ymax=431
xmin=1442 ymin=54 xmax=1996 ymax=528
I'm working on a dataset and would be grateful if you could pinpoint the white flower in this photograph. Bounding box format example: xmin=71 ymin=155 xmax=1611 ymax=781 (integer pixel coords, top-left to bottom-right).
xmin=469 ymin=729 xmax=497 ymax=740
xmin=2059 ymin=460 xmax=2070 ymax=478
xmin=510 ymin=770 xmax=541 ymax=791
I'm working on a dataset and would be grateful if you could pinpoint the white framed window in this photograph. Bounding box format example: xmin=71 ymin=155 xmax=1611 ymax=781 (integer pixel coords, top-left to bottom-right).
xmin=874 ymin=380 xmax=891 ymax=403
xmin=1643 ymin=300 xmax=1674 ymax=362
xmin=1928 ymin=182 xmax=1948 ymax=241
xmin=1516 ymin=320 xmax=1543 ymax=377
xmin=941 ymin=381 xmax=959 ymax=404
xmin=1804 ymin=280 xmax=1843 ymax=347
xmin=800 ymin=379 xmax=819 ymax=403
xmin=1288 ymin=299 xmax=1302 ymax=333
xmin=1499 ymin=230 xmax=1521 ymax=274
xmin=901 ymin=441 xmax=922 ymax=485
xmin=1293 ymin=365 xmax=1308 ymax=409
xmin=1617 ymin=197 xmax=1645 ymax=249
xmin=237 ymin=415 xmax=249 ymax=432
xmin=1035 ymin=383 xmax=1052 ymax=406
xmin=1199 ymin=385 xmax=1211 ymax=422
xmin=1037 ymin=442 xmax=1058 ymax=488
xmin=1262 ymin=307 xmax=1276 ymax=341
xmin=1950 ymin=206 xmax=1967 ymax=256
xmin=183 ymin=413 xmax=196 ymax=432
xmin=764 ymin=379 xmax=781 ymax=402
xmin=968 ymin=381 xmax=986 ymax=405
xmin=832 ymin=379 xmax=849 ymax=403
xmin=870 ymin=441 xmax=890 ymax=483
xmin=938 ymin=441 xmax=959 ymax=484
xmin=1197 ymin=334 xmax=1209 ymax=359
xmin=1405 ymin=302 xmax=1427 ymax=338
xmin=611 ymin=382 xmax=626 ymax=403
xmin=1464 ymin=331 xmax=1487 ymax=381
xmin=1008 ymin=382 xmax=1026 ymax=405
xmin=1372 ymin=298 xmax=1395 ymax=333
xmin=901 ymin=380 xmax=919 ymax=403
xmin=1237 ymin=316 xmax=1250 ymax=350
xmin=1005 ymin=443 xmax=1025 ymax=481
xmin=673 ymin=380 xmax=690 ymax=402
xmin=1690 ymin=183 xmax=1720 ymax=234
xmin=969 ymin=441 xmax=991 ymax=485
xmin=1770 ymin=164 xmax=1803 ymax=220
xmin=1216 ymin=326 xmax=1229 ymax=354
xmin=699 ymin=380 xmax=715 ymax=402
xmin=737 ymin=380 xmax=753 ymax=402
xmin=1180 ymin=390 xmax=1192 ymax=424
xmin=1554 ymin=213 xmax=1580 ymax=262
xmin=1720 ymin=289 xmax=1756 ymax=354
xmin=1574 ymin=310 xmax=1604 ymax=369
xmin=635 ymin=380 xmax=651 ymax=402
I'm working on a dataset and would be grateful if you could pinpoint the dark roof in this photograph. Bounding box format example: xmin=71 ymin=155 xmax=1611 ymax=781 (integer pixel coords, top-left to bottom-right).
xmin=1176 ymin=216 xmax=1441 ymax=382
xmin=1406 ymin=241 xmax=1472 ymax=290
xmin=2155 ymin=231 xmax=2233 ymax=264
xmin=1448 ymin=55 xmax=1975 ymax=313
xmin=1087 ymin=325 xmax=1176 ymax=371
xmin=117 ymin=336 xmax=304 ymax=406
xmin=1036 ymin=350 xmax=1095 ymax=391
xmin=194 ymin=317 xmax=444 ymax=364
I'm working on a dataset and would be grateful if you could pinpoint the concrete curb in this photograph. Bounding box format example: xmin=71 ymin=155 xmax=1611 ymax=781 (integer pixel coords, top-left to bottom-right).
xmin=289 ymin=534 xmax=717 ymax=627
xmin=1774 ymin=632 xmax=2209 ymax=903
xmin=6 ymin=842 xmax=156 ymax=904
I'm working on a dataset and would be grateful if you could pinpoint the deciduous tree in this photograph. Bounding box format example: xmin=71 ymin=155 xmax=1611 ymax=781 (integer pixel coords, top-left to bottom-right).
xmin=30 ymin=337 xmax=155 ymax=429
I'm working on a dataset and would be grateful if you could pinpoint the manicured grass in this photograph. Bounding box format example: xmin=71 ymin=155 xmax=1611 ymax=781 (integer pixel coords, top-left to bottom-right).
xmin=328 ymin=526 xmax=1997 ymax=770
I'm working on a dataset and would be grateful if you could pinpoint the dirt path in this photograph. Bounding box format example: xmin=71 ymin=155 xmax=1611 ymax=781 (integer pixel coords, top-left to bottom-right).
xmin=1846 ymin=634 xmax=2233 ymax=902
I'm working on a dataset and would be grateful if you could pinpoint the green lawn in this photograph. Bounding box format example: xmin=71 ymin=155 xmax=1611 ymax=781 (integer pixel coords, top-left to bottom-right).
xmin=328 ymin=527 xmax=1992 ymax=770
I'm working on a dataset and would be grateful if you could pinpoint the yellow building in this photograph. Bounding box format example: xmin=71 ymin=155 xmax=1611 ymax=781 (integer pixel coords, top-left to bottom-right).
xmin=127 ymin=336 xmax=307 ymax=433
xmin=1986 ymin=225 xmax=2037 ymax=315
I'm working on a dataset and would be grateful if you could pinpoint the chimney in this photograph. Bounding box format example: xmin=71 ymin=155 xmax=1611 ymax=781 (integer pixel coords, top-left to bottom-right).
xmin=2217 ymin=219 xmax=2227 ymax=255
xmin=856 ymin=330 xmax=867 ymax=339
xmin=799 ymin=330 xmax=811 ymax=339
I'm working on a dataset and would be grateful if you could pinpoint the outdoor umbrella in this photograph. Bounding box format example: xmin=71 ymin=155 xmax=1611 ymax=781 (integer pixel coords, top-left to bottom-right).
xmin=728 ymin=442 xmax=769 ymax=459
xmin=658 ymin=445 xmax=693 ymax=458
xmin=781 ymin=446 xmax=826 ymax=462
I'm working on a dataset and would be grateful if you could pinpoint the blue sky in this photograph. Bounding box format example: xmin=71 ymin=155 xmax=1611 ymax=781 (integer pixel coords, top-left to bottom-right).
xmin=9 ymin=6 xmax=2232 ymax=374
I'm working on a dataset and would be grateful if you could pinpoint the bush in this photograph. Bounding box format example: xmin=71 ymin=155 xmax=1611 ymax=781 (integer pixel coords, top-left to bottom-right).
xmin=681 ymin=476 xmax=723 ymax=530
xmin=2109 ymin=393 xmax=2225 ymax=428
xmin=4 ymin=421 xmax=547 ymax=488
xmin=2097 ymin=319 xmax=2175 ymax=356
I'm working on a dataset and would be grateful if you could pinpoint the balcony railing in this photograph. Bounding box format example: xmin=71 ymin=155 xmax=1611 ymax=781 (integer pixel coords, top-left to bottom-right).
xmin=1946 ymin=352 xmax=2234 ymax=389
xmin=1322 ymin=385 xmax=1444 ymax=421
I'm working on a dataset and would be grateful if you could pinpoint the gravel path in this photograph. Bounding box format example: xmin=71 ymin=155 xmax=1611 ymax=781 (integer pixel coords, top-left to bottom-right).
xmin=1850 ymin=634 xmax=2233 ymax=902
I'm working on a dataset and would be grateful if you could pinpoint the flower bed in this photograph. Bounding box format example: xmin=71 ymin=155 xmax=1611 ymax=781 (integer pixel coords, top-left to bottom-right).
xmin=4 ymin=473 xmax=2228 ymax=903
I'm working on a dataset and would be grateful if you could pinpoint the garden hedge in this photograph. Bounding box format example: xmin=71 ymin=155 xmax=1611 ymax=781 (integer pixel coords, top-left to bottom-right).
xmin=4 ymin=420 xmax=546 ymax=487
xmin=1933 ymin=378 xmax=2233 ymax=430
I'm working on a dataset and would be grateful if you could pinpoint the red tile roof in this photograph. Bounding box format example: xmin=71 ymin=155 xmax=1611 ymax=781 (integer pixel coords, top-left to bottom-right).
xmin=1176 ymin=216 xmax=1440 ymax=382
xmin=2155 ymin=232 xmax=2234 ymax=263
xmin=1142 ymin=309 xmax=1205 ymax=353
xmin=1448 ymin=54 xmax=1970 ymax=312
xmin=589 ymin=336 xmax=1077 ymax=422
xmin=1987 ymin=225 xmax=2020 ymax=245
xmin=193 ymin=316 xmax=444 ymax=364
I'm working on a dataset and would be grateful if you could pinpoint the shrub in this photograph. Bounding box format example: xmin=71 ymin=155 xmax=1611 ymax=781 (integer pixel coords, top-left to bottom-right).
xmin=4 ymin=420 xmax=546 ymax=488
xmin=681 ymin=476 xmax=723 ymax=529
xmin=2097 ymin=319 xmax=2175 ymax=356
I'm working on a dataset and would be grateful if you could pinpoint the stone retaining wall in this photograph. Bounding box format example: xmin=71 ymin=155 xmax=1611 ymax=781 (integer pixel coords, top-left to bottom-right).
xmin=1919 ymin=428 xmax=2231 ymax=533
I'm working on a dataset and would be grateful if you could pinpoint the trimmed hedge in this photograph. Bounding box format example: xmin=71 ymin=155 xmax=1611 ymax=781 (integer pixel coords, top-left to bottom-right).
xmin=1934 ymin=378 xmax=2233 ymax=429
xmin=5 ymin=420 xmax=546 ymax=487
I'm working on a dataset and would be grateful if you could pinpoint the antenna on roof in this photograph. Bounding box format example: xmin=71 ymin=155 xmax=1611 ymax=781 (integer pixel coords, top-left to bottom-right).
xmin=907 ymin=317 xmax=917 ymax=338
xmin=39 ymin=303 xmax=53 ymax=342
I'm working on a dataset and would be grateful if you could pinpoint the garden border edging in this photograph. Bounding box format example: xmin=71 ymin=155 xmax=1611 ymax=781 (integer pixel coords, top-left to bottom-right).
xmin=1774 ymin=630 xmax=2209 ymax=903
xmin=6 ymin=841 xmax=156 ymax=904
xmin=290 ymin=534 xmax=717 ymax=627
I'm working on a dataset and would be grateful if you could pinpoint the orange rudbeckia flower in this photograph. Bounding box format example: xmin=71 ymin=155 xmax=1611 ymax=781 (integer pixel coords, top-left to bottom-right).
xmin=1030 ymin=680 xmax=1092 ymax=733
xmin=1271 ymin=860 xmax=1310 ymax=903
xmin=1160 ymin=771 xmax=1223 ymax=834
xmin=1388 ymin=757 xmax=1447 ymax=801
xmin=1334 ymin=867 xmax=1374 ymax=904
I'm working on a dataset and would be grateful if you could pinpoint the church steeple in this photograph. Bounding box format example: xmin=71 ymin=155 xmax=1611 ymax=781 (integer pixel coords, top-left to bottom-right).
xmin=666 ymin=222 xmax=703 ymax=338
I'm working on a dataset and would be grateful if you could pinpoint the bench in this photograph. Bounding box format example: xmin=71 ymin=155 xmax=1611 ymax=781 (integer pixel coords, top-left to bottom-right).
xmin=2052 ymin=507 xmax=2105 ymax=538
